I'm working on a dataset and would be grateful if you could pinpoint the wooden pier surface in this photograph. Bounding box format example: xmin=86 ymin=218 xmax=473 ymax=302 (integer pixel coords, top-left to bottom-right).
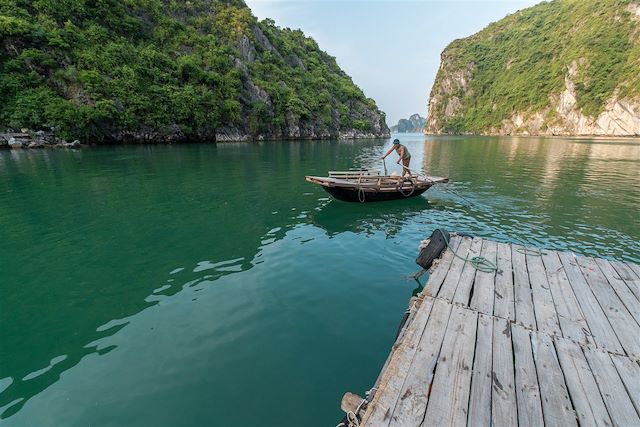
xmin=359 ymin=235 xmax=640 ymax=427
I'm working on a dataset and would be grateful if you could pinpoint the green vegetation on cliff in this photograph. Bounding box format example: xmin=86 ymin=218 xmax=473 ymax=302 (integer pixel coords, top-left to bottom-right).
xmin=0 ymin=0 xmax=387 ymax=141
xmin=428 ymin=0 xmax=640 ymax=134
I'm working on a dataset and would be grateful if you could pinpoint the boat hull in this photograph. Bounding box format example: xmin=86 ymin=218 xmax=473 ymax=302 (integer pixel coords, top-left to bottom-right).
xmin=322 ymin=185 xmax=431 ymax=202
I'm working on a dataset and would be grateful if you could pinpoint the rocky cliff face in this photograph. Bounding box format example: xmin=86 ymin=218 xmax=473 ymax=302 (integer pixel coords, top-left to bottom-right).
xmin=426 ymin=0 xmax=640 ymax=137
xmin=391 ymin=114 xmax=426 ymax=133
xmin=0 ymin=0 xmax=389 ymax=143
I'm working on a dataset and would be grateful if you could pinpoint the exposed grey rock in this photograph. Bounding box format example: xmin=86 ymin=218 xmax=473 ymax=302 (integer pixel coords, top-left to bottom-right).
xmin=8 ymin=137 xmax=25 ymax=148
xmin=28 ymin=140 xmax=45 ymax=148
xmin=238 ymin=35 xmax=256 ymax=62
xmin=0 ymin=136 xmax=8 ymax=148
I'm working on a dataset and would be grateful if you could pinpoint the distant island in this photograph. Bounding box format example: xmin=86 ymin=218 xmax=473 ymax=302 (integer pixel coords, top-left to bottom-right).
xmin=0 ymin=0 xmax=389 ymax=145
xmin=391 ymin=114 xmax=426 ymax=133
xmin=426 ymin=0 xmax=640 ymax=136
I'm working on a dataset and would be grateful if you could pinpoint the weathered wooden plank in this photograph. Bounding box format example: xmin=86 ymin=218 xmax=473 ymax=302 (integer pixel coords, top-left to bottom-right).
xmin=554 ymin=338 xmax=612 ymax=427
xmin=611 ymin=260 xmax=640 ymax=302
xmin=559 ymin=252 xmax=624 ymax=354
xmin=421 ymin=305 xmax=478 ymax=427
xmin=438 ymin=237 xmax=473 ymax=302
xmin=583 ymin=346 xmax=640 ymax=426
xmin=423 ymin=236 xmax=463 ymax=299
xmin=494 ymin=242 xmax=515 ymax=321
xmin=491 ymin=317 xmax=517 ymax=427
xmin=470 ymin=240 xmax=497 ymax=315
xmin=467 ymin=313 xmax=492 ymax=426
xmin=361 ymin=297 xmax=437 ymax=426
xmin=388 ymin=298 xmax=453 ymax=427
xmin=526 ymin=250 xmax=561 ymax=336
xmin=610 ymin=353 xmax=640 ymax=416
xmin=541 ymin=251 xmax=592 ymax=343
xmin=452 ymin=237 xmax=483 ymax=307
xmin=423 ymin=236 xmax=462 ymax=298
xmin=511 ymin=324 xmax=544 ymax=427
xmin=531 ymin=331 xmax=578 ymax=427
xmin=595 ymin=258 xmax=640 ymax=325
xmin=512 ymin=244 xmax=537 ymax=330
xmin=627 ymin=262 xmax=640 ymax=280
xmin=577 ymin=255 xmax=640 ymax=357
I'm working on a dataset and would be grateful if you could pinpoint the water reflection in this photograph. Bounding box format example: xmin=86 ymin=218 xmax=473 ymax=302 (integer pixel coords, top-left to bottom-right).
xmin=309 ymin=197 xmax=435 ymax=237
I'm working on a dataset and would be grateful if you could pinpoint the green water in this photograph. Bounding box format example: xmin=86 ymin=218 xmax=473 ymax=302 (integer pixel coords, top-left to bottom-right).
xmin=1 ymin=135 xmax=638 ymax=426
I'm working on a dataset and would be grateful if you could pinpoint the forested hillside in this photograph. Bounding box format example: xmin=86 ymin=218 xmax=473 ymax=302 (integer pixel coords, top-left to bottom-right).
xmin=0 ymin=0 xmax=389 ymax=142
xmin=426 ymin=0 xmax=640 ymax=136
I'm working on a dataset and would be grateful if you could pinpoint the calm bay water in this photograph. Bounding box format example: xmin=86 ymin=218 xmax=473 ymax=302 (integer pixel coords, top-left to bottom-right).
xmin=1 ymin=135 xmax=639 ymax=426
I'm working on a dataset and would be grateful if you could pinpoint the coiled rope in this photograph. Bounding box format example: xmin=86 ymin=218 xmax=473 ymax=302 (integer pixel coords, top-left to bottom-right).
xmin=435 ymin=229 xmax=498 ymax=273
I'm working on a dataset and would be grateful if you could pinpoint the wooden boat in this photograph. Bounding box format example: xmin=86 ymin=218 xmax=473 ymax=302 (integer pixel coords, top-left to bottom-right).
xmin=305 ymin=170 xmax=448 ymax=202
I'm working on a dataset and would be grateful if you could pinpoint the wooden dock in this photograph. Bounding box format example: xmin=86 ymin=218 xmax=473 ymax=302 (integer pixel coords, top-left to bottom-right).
xmin=350 ymin=234 xmax=640 ymax=427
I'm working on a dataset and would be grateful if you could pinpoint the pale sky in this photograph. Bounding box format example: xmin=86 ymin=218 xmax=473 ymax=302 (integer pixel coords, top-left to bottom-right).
xmin=245 ymin=0 xmax=542 ymax=126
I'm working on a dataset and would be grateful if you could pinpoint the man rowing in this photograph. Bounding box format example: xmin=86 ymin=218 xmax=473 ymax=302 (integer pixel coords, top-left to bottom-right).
xmin=382 ymin=139 xmax=411 ymax=176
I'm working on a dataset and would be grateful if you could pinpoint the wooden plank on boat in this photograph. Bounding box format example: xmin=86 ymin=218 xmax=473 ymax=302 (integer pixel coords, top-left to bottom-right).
xmin=559 ymin=252 xmax=624 ymax=354
xmin=526 ymin=250 xmax=561 ymax=336
xmin=361 ymin=297 xmax=436 ymax=425
xmin=576 ymin=255 xmax=640 ymax=357
xmin=491 ymin=317 xmax=517 ymax=427
xmin=452 ymin=237 xmax=483 ymax=307
xmin=531 ymin=331 xmax=578 ymax=427
xmin=512 ymin=244 xmax=537 ymax=330
xmin=467 ymin=313 xmax=492 ymax=426
xmin=423 ymin=236 xmax=462 ymax=298
xmin=610 ymin=353 xmax=640 ymax=415
xmin=541 ymin=250 xmax=592 ymax=343
xmin=595 ymin=258 xmax=640 ymax=325
xmin=388 ymin=298 xmax=453 ymax=426
xmin=470 ymin=239 xmax=497 ymax=314
xmin=421 ymin=305 xmax=478 ymax=427
xmin=494 ymin=242 xmax=515 ymax=321
xmin=511 ymin=324 xmax=544 ymax=427
xmin=554 ymin=337 xmax=612 ymax=427
xmin=611 ymin=260 xmax=640 ymax=302
xmin=437 ymin=237 xmax=473 ymax=302
xmin=583 ymin=346 xmax=640 ymax=426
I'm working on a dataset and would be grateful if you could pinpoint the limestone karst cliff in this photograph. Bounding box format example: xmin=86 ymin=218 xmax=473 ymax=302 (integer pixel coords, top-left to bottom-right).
xmin=426 ymin=0 xmax=640 ymax=136
xmin=1 ymin=0 xmax=389 ymax=143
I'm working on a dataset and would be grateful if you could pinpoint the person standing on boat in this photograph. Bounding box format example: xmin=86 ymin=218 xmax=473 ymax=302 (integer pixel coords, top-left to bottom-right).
xmin=382 ymin=139 xmax=411 ymax=176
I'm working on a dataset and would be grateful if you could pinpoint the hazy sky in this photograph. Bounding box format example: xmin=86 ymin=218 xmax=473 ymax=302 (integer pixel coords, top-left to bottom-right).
xmin=245 ymin=0 xmax=541 ymax=125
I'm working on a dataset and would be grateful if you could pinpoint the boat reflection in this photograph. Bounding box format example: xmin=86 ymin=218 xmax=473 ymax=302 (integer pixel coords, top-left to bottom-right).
xmin=308 ymin=196 xmax=435 ymax=238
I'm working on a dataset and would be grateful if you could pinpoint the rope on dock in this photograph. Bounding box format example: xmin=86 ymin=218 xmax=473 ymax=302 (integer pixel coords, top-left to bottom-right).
xmin=437 ymin=229 xmax=497 ymax=273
